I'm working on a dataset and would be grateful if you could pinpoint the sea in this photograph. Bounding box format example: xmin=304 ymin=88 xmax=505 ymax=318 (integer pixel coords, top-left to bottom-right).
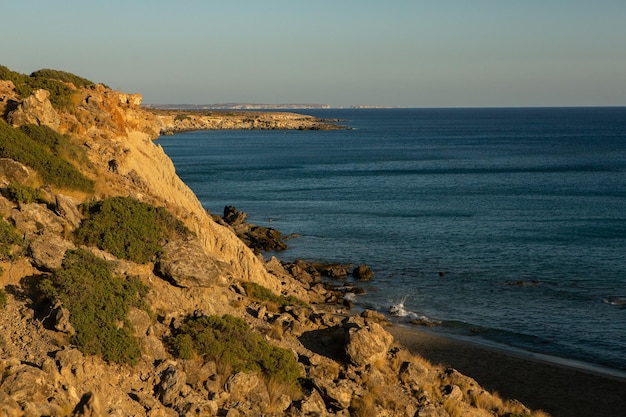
xmin=157 ymin=107 xmax=626 ymax=377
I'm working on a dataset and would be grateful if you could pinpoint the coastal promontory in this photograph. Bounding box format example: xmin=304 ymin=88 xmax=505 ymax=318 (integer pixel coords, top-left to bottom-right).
xmin=0 ymin=65 xmax=547 ymax=416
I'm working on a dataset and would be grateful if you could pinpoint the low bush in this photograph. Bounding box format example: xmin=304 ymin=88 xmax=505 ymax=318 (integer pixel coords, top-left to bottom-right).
xmin=37 ymin=249 xmax=151 ymax=364
xmin=19 ymin=124 xmax=91 ymax=168
xmin=75 ymin=196 xmax=191 ymax=264
xmin=241 ymin=281 xmax=308 ymax=309
xmin=0 ymin=65 xmax=95 ymax=111
xmin=0 ymin=121 xmax=94 ymax=192
xmin=168 ymin=314 xmax=301 ymax=387
xmin=0 ymin=213 xmax=23 ymax=260
xmin=6 ymin=182 xmax=42 ymax=204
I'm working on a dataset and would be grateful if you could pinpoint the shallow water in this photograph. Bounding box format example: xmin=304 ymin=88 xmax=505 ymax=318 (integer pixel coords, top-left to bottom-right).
xmin=157 ymin=107 xmax=626 ymax=373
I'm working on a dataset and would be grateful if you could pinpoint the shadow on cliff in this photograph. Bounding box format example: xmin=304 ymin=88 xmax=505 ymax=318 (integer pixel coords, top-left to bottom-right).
xmin=298 ymin=326 xmax=349 ymax=364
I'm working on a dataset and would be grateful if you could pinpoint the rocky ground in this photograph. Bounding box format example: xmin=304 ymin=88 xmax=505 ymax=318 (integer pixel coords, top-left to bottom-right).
xmin=0 ymin=71 xmax=548 ymax=416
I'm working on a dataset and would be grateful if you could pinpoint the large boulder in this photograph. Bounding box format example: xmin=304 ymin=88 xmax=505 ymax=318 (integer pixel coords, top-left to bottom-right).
xmin=0 ymin=158 xmax=36 ymax=186
xmin=156 ymin=238 xmax=232 ymax=287
xmin=8 ymin=89 xmax=60 ymax=130
xmin=343 ymin=316 xmax=393 ymax=368
xmin=28 ymin=233 xmax=75 ymax=271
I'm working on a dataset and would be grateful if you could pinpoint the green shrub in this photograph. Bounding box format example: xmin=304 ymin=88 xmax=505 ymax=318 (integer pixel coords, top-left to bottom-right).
xmin=0 ymin=121 xmax=94 ymax=192
xmin=168 ymin=314 xmax=301 ymax=387
xmin=0 ymin=288 xmax=7 ymax=309
xmin=19 ymin=124 xmax=91 ymax=167
xmin=30 ymin=69 xmax=94 ymax=88
xmin=6 ymin=182 xmax=42 ymax=204
xmin=0 ymin=65 xmax=95 ymax=112
xmin=37 ymin=249 xmax=151 ymax=364
xmin=0 ymin=214 xmax=23 ymax=260
xmin=241 ymin=281 xmax=308 ymax=309
xmin=75 ymin=196 xmax=191 ymax=264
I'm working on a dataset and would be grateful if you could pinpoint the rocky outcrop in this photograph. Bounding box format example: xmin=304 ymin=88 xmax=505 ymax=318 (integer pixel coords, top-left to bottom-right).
xmin=214 ymin=206 xmax=289 ymax=253
xmin=156 ymin=237 xmax=232 ymax=287
xmin=7 ymin=89 xmax=60 ymax=130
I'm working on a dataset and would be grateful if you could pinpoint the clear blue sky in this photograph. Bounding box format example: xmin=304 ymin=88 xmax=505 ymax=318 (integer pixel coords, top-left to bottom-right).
xmin=3 ymin=0 xmax=625 ymax=107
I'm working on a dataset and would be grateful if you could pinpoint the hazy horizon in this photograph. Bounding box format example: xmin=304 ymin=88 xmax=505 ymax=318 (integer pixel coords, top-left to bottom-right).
xmin=3 ymin=1 xmax=625 ymax=108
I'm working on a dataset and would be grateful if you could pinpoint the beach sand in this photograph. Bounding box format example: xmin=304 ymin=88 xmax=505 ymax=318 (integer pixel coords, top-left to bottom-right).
xmin=388 ymin=325 xmax=626 ymax=417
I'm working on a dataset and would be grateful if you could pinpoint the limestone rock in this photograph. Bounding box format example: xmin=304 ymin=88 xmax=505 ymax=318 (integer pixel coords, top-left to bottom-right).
xmin=52 ymin=300 xmax=75 ymax=335
xmin=11 ymin=202 xmax=65 ymax=236
xmin=297 ymin=389 xmax=328 ymax=416
xmin=225 ymin=372 xmax=259 ymax=401
xmin=156 ymin=365 xmax=187 ymax=407
xmin=0 ymin=158 xmax=36 ymax=186
xmin=352 ymin=264 xmax=374 ymax=281
xmin=343 ymin=317 xmax=393 ymax=368
xmin=156 ymin=237 xmax=232 ymax=287
xmin=8 ymin=89 xmax=60 ymax=130
xmin=55 ymin=194 xmax=83 ymax=230
xmin=0 ymin=80 xmax=18 ymax=116
xmin=71 ymin=392 xmax=102 ymax=417
xmin=28 ymin=233 xmax=75 ymax=271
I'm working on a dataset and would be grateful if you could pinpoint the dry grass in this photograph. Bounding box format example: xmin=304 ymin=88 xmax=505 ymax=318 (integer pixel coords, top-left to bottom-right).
xmin=262 ymin=375 xmax=300 ymax=414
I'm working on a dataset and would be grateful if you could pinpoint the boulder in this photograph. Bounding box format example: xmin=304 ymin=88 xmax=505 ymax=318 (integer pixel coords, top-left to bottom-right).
xmin=71 ymin=392 xmax=102 ymax=417
xmin=156 ymin=238 xmax=232 ymax=287
xmin=8 ymin=89 xmax=60 ymax=130
xmin=222 ymin=205 xmax=247 ymax=226
xmin=28 ymin=233 xmax=75 ymax=271
xmin=352 ymin=264 xmax=374 ymax=281
xmin=55 ymin=194 xmax=83 ymax=230
xmin=225 ymin=372 xmax=259 ymax=401
xmin=343 ymin=317 xmax=393 ymax=368
xmin=51 ymin=300 xmax=75 ymax=335
xmin=156 ymin=365 xmax=187 ymax=407
xmin=0 ymin=158 xmax=35 ymax=185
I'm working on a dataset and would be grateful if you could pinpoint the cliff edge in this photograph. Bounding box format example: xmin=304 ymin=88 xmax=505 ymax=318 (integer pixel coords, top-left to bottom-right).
xmin=0 ymin=66 xmax=545 ymax=417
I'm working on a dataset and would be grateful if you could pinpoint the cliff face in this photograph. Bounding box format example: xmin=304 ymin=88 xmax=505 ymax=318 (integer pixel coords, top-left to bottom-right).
xmin=0 ymin=71 xmax=540 ymax=417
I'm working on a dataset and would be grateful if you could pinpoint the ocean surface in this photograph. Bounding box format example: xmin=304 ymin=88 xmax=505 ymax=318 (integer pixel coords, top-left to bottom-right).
xmin=157 ymin=107 xmax=626 ymax=376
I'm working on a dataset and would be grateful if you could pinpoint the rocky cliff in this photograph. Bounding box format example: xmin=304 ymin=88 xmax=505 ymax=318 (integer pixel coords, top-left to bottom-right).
xmin=0 ymin=67 xmax=544 ymax=417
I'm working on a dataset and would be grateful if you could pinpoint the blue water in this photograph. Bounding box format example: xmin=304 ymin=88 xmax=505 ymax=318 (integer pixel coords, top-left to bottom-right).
xmin=157 ymin=108 xmax=626 ymax=374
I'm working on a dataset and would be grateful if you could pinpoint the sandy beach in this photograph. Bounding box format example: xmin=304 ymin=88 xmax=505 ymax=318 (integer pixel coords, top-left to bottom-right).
xmin=388 ymin=325 xmax=626 ymax=417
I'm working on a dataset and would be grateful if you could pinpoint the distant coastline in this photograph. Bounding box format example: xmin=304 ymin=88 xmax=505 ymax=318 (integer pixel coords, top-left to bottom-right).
xmin=145 ymin=103 xmax=400 ymax=110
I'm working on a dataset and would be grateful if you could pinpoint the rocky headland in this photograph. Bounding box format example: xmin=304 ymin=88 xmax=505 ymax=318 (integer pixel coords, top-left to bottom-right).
xmin=149 ymin=108 xmax=345 ymax=135
xmin=0 ymin=66 xmax=548 ymax=416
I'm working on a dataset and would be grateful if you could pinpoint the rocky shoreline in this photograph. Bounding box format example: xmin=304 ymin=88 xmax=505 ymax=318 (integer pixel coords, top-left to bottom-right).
xmin=0 ymin=67 xmax=553 ymax=416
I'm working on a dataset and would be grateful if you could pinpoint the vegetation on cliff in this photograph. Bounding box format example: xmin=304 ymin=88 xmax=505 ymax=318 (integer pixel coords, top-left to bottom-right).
xmin=168 ymin=314 xmax=302 ymax=387
xmin=0 ymin=213 xmax=23 ymax=261
xmin=0 ymin=121 xmax=94 ymax=192
xmin=0 ymin=65 xmax=95 ymax=111
xmin=38 ymin=249 xmax=151 ymax=364
xmin=241 ymin=281 xmax=308 ymax=310
xmin=75 ymin=196 xmax=191 ymax=264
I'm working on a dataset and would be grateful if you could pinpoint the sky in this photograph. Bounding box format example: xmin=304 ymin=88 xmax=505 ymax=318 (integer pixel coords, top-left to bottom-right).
xmin=2 ymin=0 xmax=625 ymax=107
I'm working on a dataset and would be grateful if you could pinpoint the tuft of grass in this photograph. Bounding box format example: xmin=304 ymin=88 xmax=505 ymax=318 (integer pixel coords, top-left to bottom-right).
xmin=0 ymin=213 xmax=23 ymax=261
xmin=168 ymin=314 xmax=302 ymax=388
xmin=37 ymin=249 xmax=151 ymax=365
xmin=74 ymin=196 xmax=191 ymax=264
xmin=241 ymin=281 xmax=308 ymax=309
xmin=0 ymin=121 xmax=94 ymax=192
